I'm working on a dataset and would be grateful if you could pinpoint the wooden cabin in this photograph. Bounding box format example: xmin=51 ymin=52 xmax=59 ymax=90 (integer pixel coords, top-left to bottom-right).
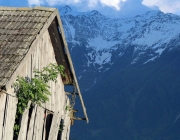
xmin=0 ymin=6 xmax=88 ymax=140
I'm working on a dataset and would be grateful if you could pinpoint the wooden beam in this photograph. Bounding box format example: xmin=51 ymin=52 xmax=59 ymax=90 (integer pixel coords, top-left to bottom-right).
xmin=48 ymin=19 xmax=73 ymax=85
xmin=55 ymin=9 xmax=89 ymax=123
xmin=32 ymin=106 xmax=44 ymax=140
xmin=17 ymin=102 xmax=31 ymax=140
xmin=48 ymin=112 xmax=62 ymax=140
xmin=65 ymin=92 xmax=79 ymax=96
xmin=26 ymin=105 xmax=37 ymax=140
xmin=0 ymin=94 xmax=6 ymax=140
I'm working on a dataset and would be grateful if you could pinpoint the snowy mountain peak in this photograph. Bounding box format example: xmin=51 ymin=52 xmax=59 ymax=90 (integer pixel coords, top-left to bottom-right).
xmin=60 ymin=5 xmax=72 ymax=14
xmin=59 ymin=5 xmax=80 ymax=16
xmin=143 ymin=10 xmax=163 ymax=17
xmin=87 ymin=10 xmax=104 ymax=17
xmin=60 ymin=7 xmax=180 ymax=72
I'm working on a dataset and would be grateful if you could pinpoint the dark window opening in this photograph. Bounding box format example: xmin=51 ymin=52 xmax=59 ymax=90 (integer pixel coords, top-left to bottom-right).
xmin=13 ymin=109 xmax=22 ymax=140
xmin=45 ymin=113 xmax=53 ymax=140
xmin=57 ymin=119 xmax=64 ymax=140
xmin=2 ymin=95 xmax=8 ymax=138
xmin=42 ymin=109 xmax=47 ymax=140
xmin=2 ymin=95 xmax=8 ymax=128
xmin=26 ymin=103 xmax=34 ymax=139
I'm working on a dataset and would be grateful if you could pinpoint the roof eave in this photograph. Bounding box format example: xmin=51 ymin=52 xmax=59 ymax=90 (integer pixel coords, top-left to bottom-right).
xmin=55 ymin=9 xmax=89 ymax=123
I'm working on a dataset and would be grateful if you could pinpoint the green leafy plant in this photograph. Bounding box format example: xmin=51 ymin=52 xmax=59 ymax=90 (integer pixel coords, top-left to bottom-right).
xmin=13 ymin=63 xmax=65 ymax=136
xmin=59 ymin=122 xmax=65 ymax=132
xmin=59 ymin=124 xmax=64 ymax=132
xmin=13 ymin=124 xmax=20 ymax=136
xmin=65 ymin=105 xmax=72 ymax=111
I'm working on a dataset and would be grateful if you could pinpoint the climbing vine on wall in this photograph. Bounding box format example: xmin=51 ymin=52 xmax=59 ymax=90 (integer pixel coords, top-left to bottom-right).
xmin=13 ymin=63 xmax=65 ymax=136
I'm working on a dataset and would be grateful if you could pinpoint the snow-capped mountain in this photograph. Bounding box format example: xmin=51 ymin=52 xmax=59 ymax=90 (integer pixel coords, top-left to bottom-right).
xmin=59 ymin=6 xmax=180 ymax=91
xmin=59 ymin=6 xmax=180 ymax=140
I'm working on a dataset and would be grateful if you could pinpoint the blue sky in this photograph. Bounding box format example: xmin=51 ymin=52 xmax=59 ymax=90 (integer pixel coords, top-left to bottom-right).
xmin=0 ymin=0 xmax=180 ymax=18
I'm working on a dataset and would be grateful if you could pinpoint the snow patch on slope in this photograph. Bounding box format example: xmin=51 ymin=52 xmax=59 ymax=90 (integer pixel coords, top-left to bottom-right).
xmin=132 ymin=21 xmax=180 ymax=47
xmin=88 ymin=36 xmax=119 ymax=50
xmin=95 ymin=52 xmax=112 ymax=65
xmin=86 ymin=51 xmax=112 ymax=69
xmin=144 ymin=56 xmax=157 ymax=64
xmin=155 ymin=48 xmax=165 ymax=55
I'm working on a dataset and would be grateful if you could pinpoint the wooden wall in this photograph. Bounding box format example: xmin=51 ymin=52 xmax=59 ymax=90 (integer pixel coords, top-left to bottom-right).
xmin=0 ymin=30 xmax=71 ymax=140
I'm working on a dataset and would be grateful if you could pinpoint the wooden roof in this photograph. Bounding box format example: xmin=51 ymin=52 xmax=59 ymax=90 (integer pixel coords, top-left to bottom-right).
xmin=0 ymin=7 xmax=53 ymax=87
xmin=0 ymin=6 xmax=88 ymax=123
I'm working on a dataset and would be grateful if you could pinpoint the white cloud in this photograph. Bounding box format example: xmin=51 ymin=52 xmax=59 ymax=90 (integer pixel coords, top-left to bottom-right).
xmin=45 ymin=0 xmax=81 ymax=6
xmin=142 ymin=0 xmax=180 ymax=14
xmin=99 ymin=0 xmax=127 ymax=10
xmin=28 ymin=0 xmax=44 ymax=5
xmin=28 ymin=0 xmax=81 ymax=6
xmin=28 ymin=0 xmax=127 ymax=11
xmin=88 ymin=0 xmax=98 ymax=7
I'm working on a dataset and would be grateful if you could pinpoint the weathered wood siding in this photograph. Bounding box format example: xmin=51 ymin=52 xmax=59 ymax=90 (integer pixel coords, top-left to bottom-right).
xmin=0 ymin=30 xmax=71 ymax=140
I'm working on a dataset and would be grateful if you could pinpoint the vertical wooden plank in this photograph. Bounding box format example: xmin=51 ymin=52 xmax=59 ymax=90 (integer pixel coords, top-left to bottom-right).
xmin=10 ymin=97 xmax=18 ymax=140
xmin=2 ymin=95 xmax=18 ymax=140
xmin=17 ymin=102 xmax=31 ymax=140
xmin=45 ymin=93 xmax=52 ymax=112
xmin=54 ymin=84 xmax=61 ymax=112
xmin=60 ymin=80 xmax=65 ymax=112
xmin=37 ymin=39 xmax=40 ymax=70
xmin=26 ymin=52 xmax=32 ymax=79
xmin=48 ymin=112 xmax=62 ymax=140
xmin=57 ymin=76 xmax=66 ymax=114
xmin=0 ymin=94 xmax=6 ymax=140
xmin=61 ymin=100 xmax=71 ymax=140
xmin=39 ymin=37 xmax=43 ymax=68
xmin=1 ymin=95 xmax=9 ymax=140
xmin=32 ymin=106 xmax=44 ymax=140
xmin=44 ymin=31 xmax=53 ymax=112
xmin=45 ymin=31 xmax=51 ymax=65
xmin=40 ymin=34 xmax=44 ymax=70
xmin=42 ymin=119 xmax=46 ymax=140
xmin=51 ymin=81 xmax=55 ymax=112
xmin=60 ymin=114 xmax=68 ymax=140
xmin=48 ymin=78 xmax=65 ymax=140
xmin=66 ymin=123 xmax=71 ymax=140
xmin=62 ymin=114 xmax=71 ymax=140
xmin=35 ymin=39 xmax=39 ymax=71
xmin=31 ymin=50 xmax=35 ymax=77
xmin=27 ymin=105 xmax=37 ymax=140
xmin=43 ymin=32 xmax=48 ymax=65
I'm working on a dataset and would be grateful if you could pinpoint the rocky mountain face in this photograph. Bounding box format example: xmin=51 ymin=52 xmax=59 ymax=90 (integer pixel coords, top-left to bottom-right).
xmin=60 ymin=5 xmax=180 ymax=91
xmin=60 ymin=6 xmax=180 ymax=140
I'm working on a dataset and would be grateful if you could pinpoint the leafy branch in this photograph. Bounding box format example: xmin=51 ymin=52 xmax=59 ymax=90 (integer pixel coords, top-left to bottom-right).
xmin=13 ymin=63 xmax=65 ymax=136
